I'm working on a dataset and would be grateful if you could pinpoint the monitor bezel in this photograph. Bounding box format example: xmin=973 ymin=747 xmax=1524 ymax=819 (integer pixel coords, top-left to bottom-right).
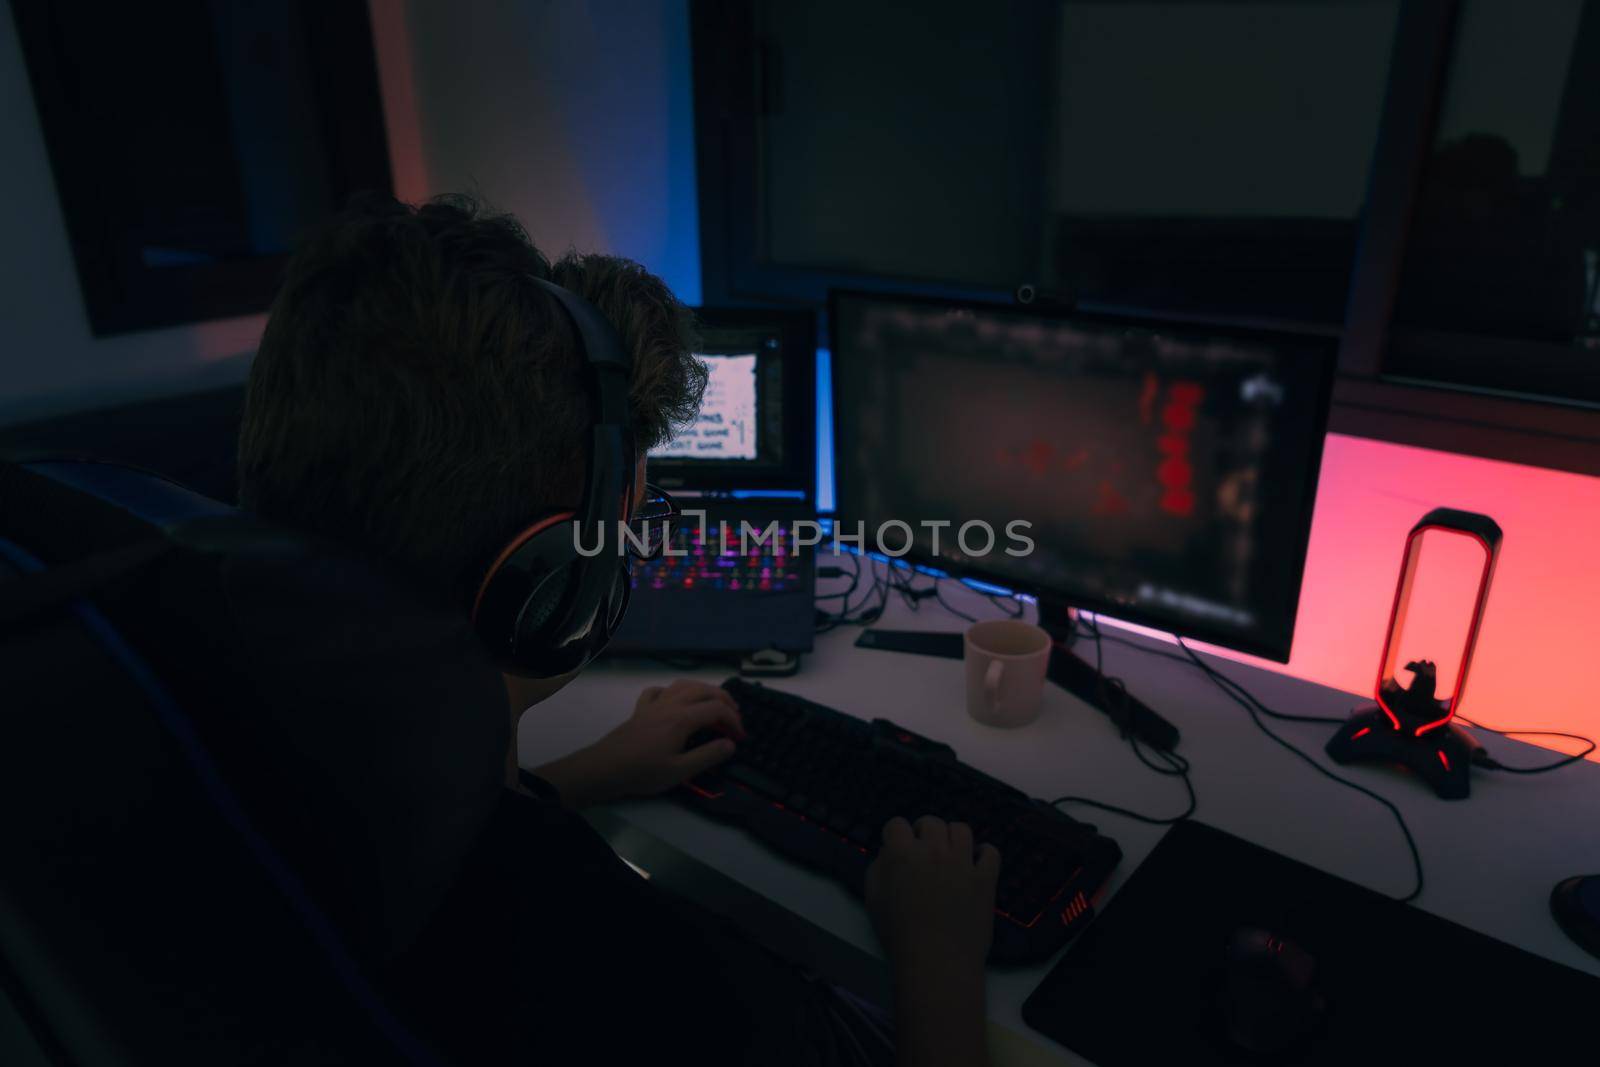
xmin=827 ymin=288 xmax=1338 ymax=662
xmin=648 ymin=307 xmax=818 ymax=497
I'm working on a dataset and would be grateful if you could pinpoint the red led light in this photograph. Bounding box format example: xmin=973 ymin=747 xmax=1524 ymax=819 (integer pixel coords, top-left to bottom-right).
xmin=1373 ymin=524 xmax=1497 ymax=736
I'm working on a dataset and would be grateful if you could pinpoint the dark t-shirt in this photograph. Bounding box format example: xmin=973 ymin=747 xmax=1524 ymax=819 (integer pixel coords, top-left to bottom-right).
xmin=383 ymin=782 xmax=893 ymax=1066
xmin=112 ymin=523 xmax=887 ymax=1064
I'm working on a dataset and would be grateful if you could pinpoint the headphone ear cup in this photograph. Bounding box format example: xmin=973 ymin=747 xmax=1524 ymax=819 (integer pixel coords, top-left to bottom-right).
xmin=507 ymin=563 xmax=627 ymax=677
xmin=472 ymin=512 xmax=575 ymax=671
xmin=519 ymin=567 xmax=575 ymax=638
xmin=603 ymin=562 xmax=631 ymax=632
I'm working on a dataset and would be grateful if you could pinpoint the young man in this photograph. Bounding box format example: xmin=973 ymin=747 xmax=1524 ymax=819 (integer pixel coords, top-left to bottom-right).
xmin=237 ymin=194 xmax=999 ymax=1066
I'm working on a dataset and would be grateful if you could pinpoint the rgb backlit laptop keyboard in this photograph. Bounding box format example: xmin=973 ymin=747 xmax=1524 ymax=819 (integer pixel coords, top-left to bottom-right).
xmin=632 ymin=523 xmax=803 ymax=593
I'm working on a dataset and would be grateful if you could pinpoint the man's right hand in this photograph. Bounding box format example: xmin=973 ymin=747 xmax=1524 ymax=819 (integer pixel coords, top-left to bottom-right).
xmin=865 ymin=815 xmax=1000 ymax=973
xmin=865 ymin=816 xmax=999 ymax=1067
xmin=870 ymin=819 xmax=992 ymax=1067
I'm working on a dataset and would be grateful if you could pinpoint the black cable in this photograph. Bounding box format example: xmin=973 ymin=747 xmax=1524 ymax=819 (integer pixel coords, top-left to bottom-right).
xmin=1050 ymin=616 xmax=1197 ymax=825
xmin=1174 ymin=635 xmax=1424 ymax=904
xmin=869 ymin=558 xmax=893 ymax=620
xmin=1072 ymin=623 xmax=1195 ymax=666
xmin=1168 ymin=638 xmax=1346 ymax=726
xmin=814 ymin=553 xmax=884 ymax=634
xmin=1050 ymin=775 xmax=1196 ymax=826
xmin=1083 ymin=618 xmax=1595 ymax=771
xmin=886 ymin=564 xmax=928 ymax=611
xmin=1479 ymin=749 xmax=1595 ymax=774
xmin=1092 ymin=622 xmax=1194 ymax=784
xmin=981 ymin=590 xmax=1025 ymax=618
xmin=1456 ymin=713 xmax=1597 ymax=773
xmin=1077 ymin=618 xmax=1343 ymax=725
xmin=932 ymin=580 xmax=978 ymax=623
xmin=813 ymin=552 xmax=861 ymax=603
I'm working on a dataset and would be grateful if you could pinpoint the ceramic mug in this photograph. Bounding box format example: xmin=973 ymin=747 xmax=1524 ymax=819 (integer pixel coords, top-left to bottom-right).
xmin=964 ymin=619 xmax=1052 ymax=727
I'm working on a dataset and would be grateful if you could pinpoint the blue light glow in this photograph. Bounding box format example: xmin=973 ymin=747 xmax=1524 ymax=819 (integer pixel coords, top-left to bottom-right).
xmin=961 ymin=578 xmax=1018 ymax=598
xmin=816 ymin=347 xmax=834 ymax=512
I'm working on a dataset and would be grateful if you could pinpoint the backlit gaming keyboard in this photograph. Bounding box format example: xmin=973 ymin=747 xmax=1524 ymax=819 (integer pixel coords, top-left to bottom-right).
xmin=632 ymin=522 xmax=801 ymax=593
xmin=680 ymin=678 xmax=1123 ymax=965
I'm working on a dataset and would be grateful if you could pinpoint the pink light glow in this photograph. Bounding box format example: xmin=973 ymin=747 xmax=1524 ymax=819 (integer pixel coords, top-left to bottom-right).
xmin=366 ymin=0 xmax=430 ymax=203
xmin=1098 ymin=433 xmax=1600 ymax=762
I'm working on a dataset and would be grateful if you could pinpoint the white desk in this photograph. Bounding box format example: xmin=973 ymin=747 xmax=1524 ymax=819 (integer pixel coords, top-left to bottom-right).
xmin=517 ymin=570 xmax=1600 ymax=1064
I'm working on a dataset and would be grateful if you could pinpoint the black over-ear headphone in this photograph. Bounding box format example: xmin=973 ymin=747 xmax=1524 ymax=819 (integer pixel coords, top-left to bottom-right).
xmin=470 ymin=276 xmax=635 ymax=678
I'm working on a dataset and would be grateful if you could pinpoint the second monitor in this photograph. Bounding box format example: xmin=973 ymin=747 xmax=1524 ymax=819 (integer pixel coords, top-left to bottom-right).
xmin=646 ymin=307 xmax=816 ymax=498
xmin=829 ymin=291 xmax=1337 ymax=662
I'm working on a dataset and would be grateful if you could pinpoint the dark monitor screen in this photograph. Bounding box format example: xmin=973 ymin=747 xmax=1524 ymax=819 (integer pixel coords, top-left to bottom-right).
xmin=649 ymin=308 xmax=816 ymax=496
xmin=829 ymin=291 xmax=1336 ymax=661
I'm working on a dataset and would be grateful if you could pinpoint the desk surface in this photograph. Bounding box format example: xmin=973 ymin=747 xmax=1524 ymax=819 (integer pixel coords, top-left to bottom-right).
xmin=517 ymin=570 xmax=1600 ymax=1064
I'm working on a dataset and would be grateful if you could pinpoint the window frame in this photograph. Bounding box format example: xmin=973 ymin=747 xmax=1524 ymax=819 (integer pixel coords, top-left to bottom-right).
xmin=10 ymin=0 xmax=393 ymax=336
xmin=691 ymin=0 xmax=1600 ymax=476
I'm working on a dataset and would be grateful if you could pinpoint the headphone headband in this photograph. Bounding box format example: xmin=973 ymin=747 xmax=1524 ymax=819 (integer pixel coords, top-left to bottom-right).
xmin=470 ymin=276 xmax=635 ymax=677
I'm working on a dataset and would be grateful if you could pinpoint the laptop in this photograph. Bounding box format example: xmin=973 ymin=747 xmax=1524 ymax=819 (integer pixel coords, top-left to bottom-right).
xmin=608 ymin=308 xmax=817 ymax=657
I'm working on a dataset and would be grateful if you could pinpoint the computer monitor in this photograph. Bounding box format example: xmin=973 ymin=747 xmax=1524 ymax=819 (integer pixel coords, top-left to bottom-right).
xmin=647 ymin=307 xmax=817 ymax=498
xmin=829 ymin=291 xmax=1336 ymax=661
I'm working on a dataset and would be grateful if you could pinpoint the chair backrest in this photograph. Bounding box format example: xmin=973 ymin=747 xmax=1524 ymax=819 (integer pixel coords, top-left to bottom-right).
xmin=1 ymin=460 xmax=509 ymax=1064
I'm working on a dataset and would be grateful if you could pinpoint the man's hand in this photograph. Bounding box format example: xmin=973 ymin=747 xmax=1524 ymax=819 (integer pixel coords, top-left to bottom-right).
xmin=865 ymin=816 xmax=999 ymax=1067
xmin=867 ymin=815 xmax=1000 ymax=974
xmin=530 ymin=680 xmax=744 ymax=809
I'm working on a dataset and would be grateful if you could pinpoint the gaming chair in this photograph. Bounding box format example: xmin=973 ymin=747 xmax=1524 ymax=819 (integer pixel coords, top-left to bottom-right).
xmin=0 ymin=458 xmax=511 ymax=1064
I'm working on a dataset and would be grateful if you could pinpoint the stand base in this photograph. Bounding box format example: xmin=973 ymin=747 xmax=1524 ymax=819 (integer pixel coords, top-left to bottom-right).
xmin=1325 ymin=706 xmax=1483 ymax=800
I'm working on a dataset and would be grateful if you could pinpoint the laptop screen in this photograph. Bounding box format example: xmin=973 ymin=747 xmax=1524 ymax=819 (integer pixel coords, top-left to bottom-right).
xmin=651 ymin=349 xmax=764 ymax=463
xmin=647 ymin=309 xmax=816 ymax=497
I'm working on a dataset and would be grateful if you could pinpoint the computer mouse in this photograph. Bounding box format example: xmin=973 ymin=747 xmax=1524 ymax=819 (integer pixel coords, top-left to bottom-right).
xmin=1218 ymin=926 xmax=1326 ymax=1056
xmin=1551 ymin=875 xmax=1600 ymax=961
xmin=739 ymin=647 xmax=800 ymax=677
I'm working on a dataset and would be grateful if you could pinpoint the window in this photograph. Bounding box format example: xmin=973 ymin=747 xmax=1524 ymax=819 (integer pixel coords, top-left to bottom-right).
xmin=1384 ymin=0 xmax=1600 ymax=405
xmin=12 ymin=0 xmax=391 ymax=334
xmin=700 ymin=0 xmax=1399 ymax=324
xmin=1049 ymin=1 xmax=1397 ymax=324
xmin=693 ymin=0 xmax=1600 ymax=473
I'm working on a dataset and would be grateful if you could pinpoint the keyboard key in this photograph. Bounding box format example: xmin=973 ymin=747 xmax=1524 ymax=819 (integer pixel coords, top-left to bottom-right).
xmin=723 ymin=764 xmax=787 ymax=799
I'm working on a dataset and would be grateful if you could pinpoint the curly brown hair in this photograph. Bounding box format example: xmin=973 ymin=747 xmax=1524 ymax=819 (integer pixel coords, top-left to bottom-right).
xmin=238 ymin=193 xmax=706 ymax=607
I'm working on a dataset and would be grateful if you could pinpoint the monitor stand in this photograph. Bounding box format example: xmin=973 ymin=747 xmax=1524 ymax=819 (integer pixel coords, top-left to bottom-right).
xmin=1038 ymin=599 xmax=1180 ymax=751
xmin=854 ymin=598 xmax=1181 ymax=751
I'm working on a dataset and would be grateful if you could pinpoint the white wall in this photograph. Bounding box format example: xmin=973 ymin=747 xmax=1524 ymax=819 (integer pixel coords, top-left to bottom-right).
xmin=0 ymin=0 xmax=699 ymax=425
xmin=370 ymin=0 xmax=700 ymax=299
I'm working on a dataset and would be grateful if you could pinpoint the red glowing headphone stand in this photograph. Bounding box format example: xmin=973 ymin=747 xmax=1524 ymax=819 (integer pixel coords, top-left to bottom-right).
xmin=1325 ymin=508 xmax=1503 ymax=800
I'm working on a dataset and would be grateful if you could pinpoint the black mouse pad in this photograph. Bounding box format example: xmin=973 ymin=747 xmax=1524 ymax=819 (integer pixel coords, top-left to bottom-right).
xmin=1023 ymin=820 xmax=1600 ymax=1065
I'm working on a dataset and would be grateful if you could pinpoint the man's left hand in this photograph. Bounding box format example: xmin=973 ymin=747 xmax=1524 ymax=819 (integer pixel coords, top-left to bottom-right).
xmin=529 ymin=680 xmax=744 ymax=809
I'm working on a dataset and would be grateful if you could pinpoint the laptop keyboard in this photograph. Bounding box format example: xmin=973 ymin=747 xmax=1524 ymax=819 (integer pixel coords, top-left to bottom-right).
xmin=632 ymin=522 xmax=803 ymax=593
